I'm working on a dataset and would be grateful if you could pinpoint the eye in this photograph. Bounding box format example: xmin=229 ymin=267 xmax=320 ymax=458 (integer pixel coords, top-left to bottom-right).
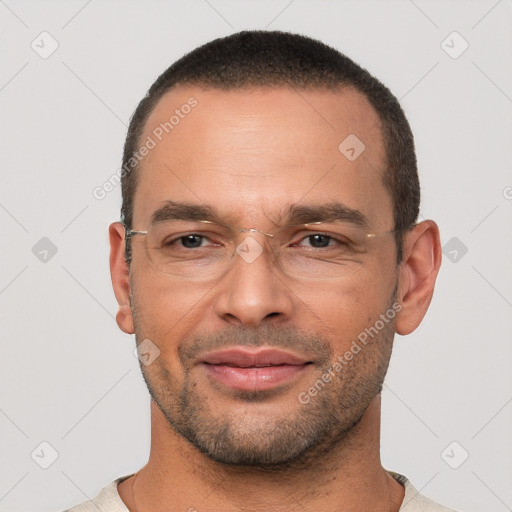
xmin=297 ymin=233 xmax=348 ymax=249
xmin=304 ymin=234 xmax=333 ymax=248
xmin=161 ymin=233 xmax=214 ymax=249
xmin=179 ymin=234 xmax=207 ymax=249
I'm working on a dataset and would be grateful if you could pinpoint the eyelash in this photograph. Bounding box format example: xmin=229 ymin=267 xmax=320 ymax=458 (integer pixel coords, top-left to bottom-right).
xmin=164 ymin=232 xmax=351 ymax=249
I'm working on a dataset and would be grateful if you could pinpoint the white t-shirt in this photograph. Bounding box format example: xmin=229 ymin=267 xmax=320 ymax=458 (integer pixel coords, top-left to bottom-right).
xmin=62 ymin=471 xmax=457 ymax=511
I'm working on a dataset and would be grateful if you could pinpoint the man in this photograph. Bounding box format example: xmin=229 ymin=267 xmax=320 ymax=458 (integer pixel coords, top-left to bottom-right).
xmin=66 ymin=31 xmax=454 ymax=511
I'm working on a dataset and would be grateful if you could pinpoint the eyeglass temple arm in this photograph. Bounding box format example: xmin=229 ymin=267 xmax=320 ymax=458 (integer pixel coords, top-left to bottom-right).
xmin=124 ymin=220 xmax=394 ymax=239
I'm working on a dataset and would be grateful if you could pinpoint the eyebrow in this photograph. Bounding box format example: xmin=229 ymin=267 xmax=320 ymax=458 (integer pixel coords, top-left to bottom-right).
xmin=151 ymin=201 xmax=222 ymax=225
xmin=150 ymin=200 xmax=370 ymax=229
xmin=284 ymin=203 xmax=370 ymax=229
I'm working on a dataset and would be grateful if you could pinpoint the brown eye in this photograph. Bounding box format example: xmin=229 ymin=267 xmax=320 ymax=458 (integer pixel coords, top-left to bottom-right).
xmin=179 ymin=235 xmax=205 ymax=248
xmin=307 ymin=234 xmax=332 ymax=248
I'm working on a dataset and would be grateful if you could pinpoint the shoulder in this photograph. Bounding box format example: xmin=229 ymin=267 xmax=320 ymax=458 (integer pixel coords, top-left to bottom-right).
xmin=391 ymin=472 xmax=460 ymax=512
xmin=61 ymin=474 xmax=133 ymax=512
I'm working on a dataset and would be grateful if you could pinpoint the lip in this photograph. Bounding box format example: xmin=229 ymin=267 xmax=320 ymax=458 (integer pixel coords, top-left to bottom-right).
xmin=201 ymin=348 xmax=309 ymax=367
xmin=199 ymin=348 xmax=313 ymax=392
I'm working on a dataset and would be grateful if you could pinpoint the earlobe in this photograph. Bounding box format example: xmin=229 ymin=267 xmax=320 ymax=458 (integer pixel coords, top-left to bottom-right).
xmin=116 ymin=304 xmax=134 ymax=335
xmin=109 ymin=222 xmax=135 ymax=334
xmin=395 ymin=221 xmax=442 ymax=336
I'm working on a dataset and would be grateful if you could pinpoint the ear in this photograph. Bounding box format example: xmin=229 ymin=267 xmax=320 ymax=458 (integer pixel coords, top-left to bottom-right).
xmin=109 ymin=222 xmax=134 ymax=334
xmin=395 ymin=220 xmax=442 ymax=335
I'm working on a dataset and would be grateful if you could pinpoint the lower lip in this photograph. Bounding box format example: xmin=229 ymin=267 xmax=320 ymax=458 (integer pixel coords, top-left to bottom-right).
xmin=201 ymin=363 xmax=309 ymax=391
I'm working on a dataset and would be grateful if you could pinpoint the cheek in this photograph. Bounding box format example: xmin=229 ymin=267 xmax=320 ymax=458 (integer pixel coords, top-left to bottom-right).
xmin=312 ymin=282 xmax=374 ymax=329
xmin=130 ymin=270 xmax=215 ymax=357
xmin=290 ymin=268 xmax=396 ymax=343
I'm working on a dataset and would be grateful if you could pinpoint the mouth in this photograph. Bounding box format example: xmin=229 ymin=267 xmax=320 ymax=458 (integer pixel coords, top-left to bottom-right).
xmin=199 ymin=348 xmax=314 ymax=392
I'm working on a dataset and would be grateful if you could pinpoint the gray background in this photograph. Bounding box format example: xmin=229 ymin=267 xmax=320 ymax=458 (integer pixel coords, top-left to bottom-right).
xmin=1 ymin=0 xmax=511 ymax=511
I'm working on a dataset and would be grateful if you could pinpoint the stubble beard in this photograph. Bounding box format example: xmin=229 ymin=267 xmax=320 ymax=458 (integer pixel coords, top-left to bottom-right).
xmin=133 ymin=299 xmax=396 ymax=470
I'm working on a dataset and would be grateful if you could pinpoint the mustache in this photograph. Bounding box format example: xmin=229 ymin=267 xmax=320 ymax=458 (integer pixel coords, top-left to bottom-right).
xmin=178 ymin=324 xmax=334 ymax=368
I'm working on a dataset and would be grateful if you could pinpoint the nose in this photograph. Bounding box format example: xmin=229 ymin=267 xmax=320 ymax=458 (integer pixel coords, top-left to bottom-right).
xmin=212 ymin=234 xmax=295 ymax=327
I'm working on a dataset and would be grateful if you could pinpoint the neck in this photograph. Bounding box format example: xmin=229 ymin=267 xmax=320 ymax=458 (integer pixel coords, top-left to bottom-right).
xmin=118 ymin=395 xmax=404 ymax=511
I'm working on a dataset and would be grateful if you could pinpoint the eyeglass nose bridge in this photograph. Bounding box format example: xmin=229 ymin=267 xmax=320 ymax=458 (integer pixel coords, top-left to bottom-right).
xmin=198 ymin=220 xmax=324 ymax=242
xmin=232 ymin=222 xmax=325 ymax=265
xmin=231 ymin=228 xmax=282 ymax=268
xmin=238 ymin=227 xmax=275 ymax=239
xmin=198 ymin=219 xmax=276 ymax=239
xmin=198 ymin=220 xmax=329 ymax=270
xmin=236 ymin=221 xmax=323 ymax=240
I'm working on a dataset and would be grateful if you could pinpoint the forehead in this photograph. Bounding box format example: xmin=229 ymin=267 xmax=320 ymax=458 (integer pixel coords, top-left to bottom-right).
xmin=133 ymin=85 xmax=391 ymax=229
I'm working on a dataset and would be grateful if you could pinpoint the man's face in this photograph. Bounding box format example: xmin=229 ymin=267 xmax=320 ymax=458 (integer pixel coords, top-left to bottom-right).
xmin=127 ymin=85 xmax=399 ymax=467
